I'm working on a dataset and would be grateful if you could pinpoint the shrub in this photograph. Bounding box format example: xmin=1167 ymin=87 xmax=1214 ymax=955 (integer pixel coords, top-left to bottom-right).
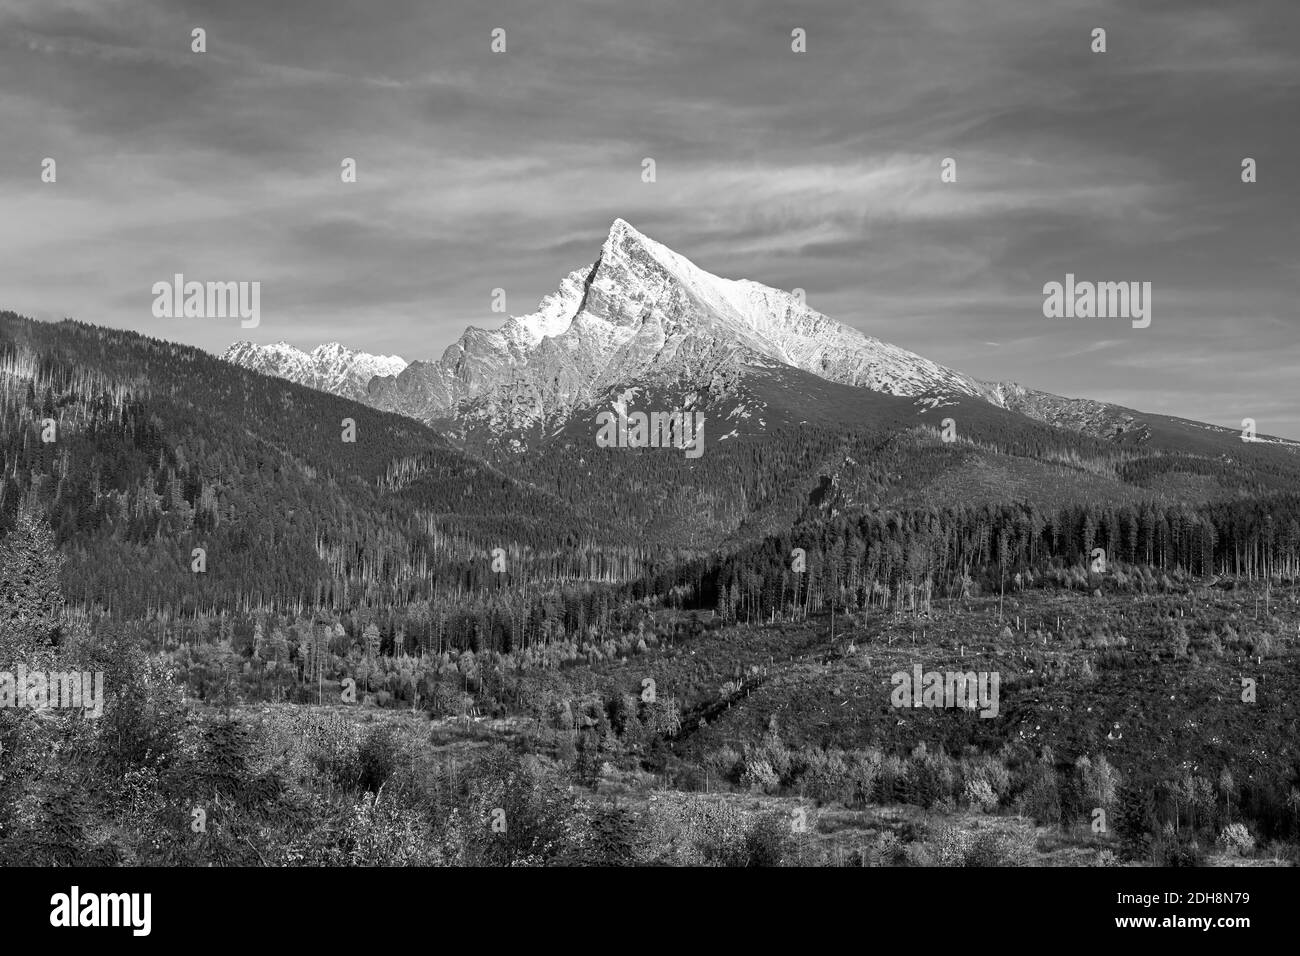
xmin=94 ymin=631 xmax=188 ymax=776
xmin=1152 ymin=831 xmax=1205 ymax=867
xmin=460 ymin=748 xmax=575 ymax=866
xmin=342 ymin=791 xmax=437 ymax=866
xmin=911 ymin=751 xmax=957 ymax=808
xmin=754 ymin=732 xmax=792 ymax=782
xmin=300 ymin=711 xmax=363 ymax=790
xmin=968 ymin=755 xmax=1012 ymax=802
xmin=931 ymin=825 xmax=968 ymax=866
xmin=965 ymin=827 xmax=1035 ymax=866
xmin=575 ymin=801 xmax=643 ymax=865
xmin=849 ymin=750 xmax=882 ymax=807
xmin=964 ymin=777 xmax=999 ymax=813
xmin=740 ymin=757 xmax=780 ymax=794
xmin=903 ymin=841 xmax=935 ymax=867
xmin=357 ymin=725 xmax=401 ymax=793
xmin=1216 ymin=822 xmax=1255 ymax=857
xmin=799 ymin=748 xmax=853 ymax=804
xmin=1168 ymin=621 xmax=1189 ymax=658
xmin=742 ymin=810 xmax=792 ymax=867
xmin=643 ymin=795 xmax=750 ymax=867
xmin=704 ymin=746 xmax=743 ymax=785
xmin=873 ymin=830 xmax=904 ymax=866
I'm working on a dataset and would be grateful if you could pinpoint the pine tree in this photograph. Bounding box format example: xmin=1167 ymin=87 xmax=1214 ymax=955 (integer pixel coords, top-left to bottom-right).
xmin=0 ymin=507 xmax=65 ymax=661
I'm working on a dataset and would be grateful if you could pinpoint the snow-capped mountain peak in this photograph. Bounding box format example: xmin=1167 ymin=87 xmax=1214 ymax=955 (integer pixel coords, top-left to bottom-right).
xmin=222 ymin=340 xmax=406 ymax=401
xmin=229 ymin=219 xmax=1003 ymax=429
xmin=567 ymin=218 xmax=1001 ymax=402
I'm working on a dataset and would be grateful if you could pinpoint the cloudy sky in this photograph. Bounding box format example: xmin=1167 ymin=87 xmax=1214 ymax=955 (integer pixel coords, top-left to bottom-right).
xmin=2 ymin=0 xmax=1297 ymax=436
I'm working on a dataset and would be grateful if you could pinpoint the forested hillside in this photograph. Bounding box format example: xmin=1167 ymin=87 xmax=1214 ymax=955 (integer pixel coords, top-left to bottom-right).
xmin=498 ymin=361 xmax=1300 ymax=548
xmin=0 ymin=312 xmax=641 ymax=617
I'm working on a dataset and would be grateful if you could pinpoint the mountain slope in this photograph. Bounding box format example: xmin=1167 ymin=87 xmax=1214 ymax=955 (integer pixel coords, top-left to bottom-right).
xmin=0 ymin=312 xmax=619 ymax=616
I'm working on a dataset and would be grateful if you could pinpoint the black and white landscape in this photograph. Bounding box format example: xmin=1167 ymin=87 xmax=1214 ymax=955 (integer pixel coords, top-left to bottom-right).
xmin=2 ymin=0 xmax=1299 ymax=885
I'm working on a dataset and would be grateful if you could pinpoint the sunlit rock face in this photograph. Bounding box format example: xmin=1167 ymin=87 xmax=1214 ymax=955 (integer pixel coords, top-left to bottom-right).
xmin=360 ymin=218 xmax=1004 ymax=433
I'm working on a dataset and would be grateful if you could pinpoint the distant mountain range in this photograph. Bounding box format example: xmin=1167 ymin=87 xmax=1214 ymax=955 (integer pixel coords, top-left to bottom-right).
xmin=221 ymin=219 xmax=1296 ymax=454
xmin=222 ymin=340 xmax=407 ymax=402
